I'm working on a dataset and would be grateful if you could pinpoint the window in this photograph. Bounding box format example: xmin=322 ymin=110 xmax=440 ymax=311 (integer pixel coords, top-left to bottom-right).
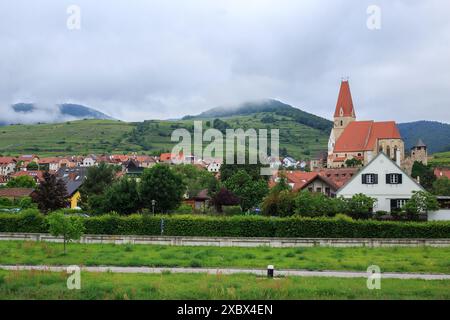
xmin=340 ymin=120 xmax=343 ymax=126
xmin=316 ymin=187 xmax=322 ymax=193
xmin=362 ymin=173 xmax=378 ymax=184
xmin=386 ymin=173 xmax=402 ymax=184
xmin=390 ymin=199 xmax=408 ymax=211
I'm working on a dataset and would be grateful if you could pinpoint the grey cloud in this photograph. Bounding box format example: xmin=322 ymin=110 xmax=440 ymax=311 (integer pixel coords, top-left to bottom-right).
xmin=0 ymin=0 xmax=449 ymax=123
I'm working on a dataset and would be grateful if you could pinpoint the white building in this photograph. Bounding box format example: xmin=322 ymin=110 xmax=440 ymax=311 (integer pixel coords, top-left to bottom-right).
xmin=81 ymin=156 xmax=96 ymax=167
xmin=337 ymin=152 xmax=424 ymax=212
xmin=282 ymin=157 xmax=298 ymax=168
xmin=0 ymin=157 xmax=17 ymax=175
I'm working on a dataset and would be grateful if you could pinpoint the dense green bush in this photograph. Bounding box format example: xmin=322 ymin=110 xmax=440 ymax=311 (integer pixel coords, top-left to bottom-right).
xmin=0 ymin=213 xmax=450 ymax=238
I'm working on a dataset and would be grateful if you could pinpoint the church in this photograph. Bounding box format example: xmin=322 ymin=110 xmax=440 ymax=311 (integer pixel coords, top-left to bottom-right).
xmin=327 ymin=80 xmax=406 ymax=168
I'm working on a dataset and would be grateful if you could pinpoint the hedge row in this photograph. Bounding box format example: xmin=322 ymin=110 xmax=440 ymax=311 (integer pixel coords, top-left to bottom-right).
xmin=1 ymin=211 xmax=450 ymax=238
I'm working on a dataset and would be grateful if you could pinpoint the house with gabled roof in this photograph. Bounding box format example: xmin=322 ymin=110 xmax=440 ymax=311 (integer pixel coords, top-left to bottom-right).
xmin=337 ymin=152 xmax=424 ymax=213
xmin=0 ymin=157 xmax=17 ymax=175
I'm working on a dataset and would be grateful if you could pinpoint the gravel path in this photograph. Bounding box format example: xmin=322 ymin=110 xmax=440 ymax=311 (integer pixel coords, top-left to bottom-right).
xmin=1 ymin=265 xmax=450 ymax=280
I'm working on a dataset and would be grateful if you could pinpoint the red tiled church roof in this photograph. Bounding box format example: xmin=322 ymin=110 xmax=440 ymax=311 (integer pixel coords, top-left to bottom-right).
xmin=334 ymin=80 xmax=355 ymax=118
xmin=334 ymin=120 xmax=401 ymax=152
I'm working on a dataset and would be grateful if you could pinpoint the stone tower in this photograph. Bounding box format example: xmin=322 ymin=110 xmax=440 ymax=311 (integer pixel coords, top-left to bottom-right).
xmin=410 ymin=138 xmax=428 ymax=165
xmin=328 ymin=80 xmax=356 ymax=155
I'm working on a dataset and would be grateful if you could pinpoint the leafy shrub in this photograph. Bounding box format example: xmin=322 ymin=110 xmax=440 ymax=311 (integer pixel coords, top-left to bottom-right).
xmin=222 ymin=206 xmax=242 ymax=216
xmin=1 ymin=213 xmax=450 ymax=238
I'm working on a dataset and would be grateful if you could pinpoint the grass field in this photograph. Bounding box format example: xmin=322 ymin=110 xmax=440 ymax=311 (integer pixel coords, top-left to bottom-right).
xmin=0 ymin=270 xmax=449 ymax=300
xmin=1 ymin=241 xmax=450 ymax=274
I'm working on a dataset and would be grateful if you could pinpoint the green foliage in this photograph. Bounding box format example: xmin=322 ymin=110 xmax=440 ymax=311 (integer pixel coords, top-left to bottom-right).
xmin=295 ymin=191 xmax=343 ymax=217
xmin=174 ymin=204 xmax=194 ymax=214
xmin=1 ymin=213 xmax=450 ymax=238
xmin=0 ymin=209 xmax=47 ymax=233
xmin=346 ymin=193 xmax=376 ymax=217
xmin=100 ymin=178 xmax=142 ymax=215
xmin=35 ymin=171 xmax=69 ymax=212
xmin=432 ymin=177 xmax=450 ymax=196
xmin=404 ymin=191 xmax=440 ymax=215
xmin=172 ymin=164 xmax=216 ymax=198
xmin=6 ymin=175 xmax=36 ymax=188
xmin=345 ymin=158 xmax=363 ymax=167
xmin=411 ymin=161 xmax=436 ymax=191
xmin=18 ymin=196 xmax=37 ymax=209
xmin=140 ymin=164 xmax=186 ymax=213
xmin=224 ymin=170 xmax=269 ymax=212
xmin=26 ymin=162 xmax=39 ymax=171
xmin=0 ymin=197 xmax=13 ymax=207
xmin=80 ymin=162 xmax=118 ymax=210
xmin=47 ymin=212 xmax=85 ymax=254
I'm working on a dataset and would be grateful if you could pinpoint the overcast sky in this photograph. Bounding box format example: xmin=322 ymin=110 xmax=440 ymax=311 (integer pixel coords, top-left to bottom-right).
xmin=0 ymin=0 xmax=449 ymax=123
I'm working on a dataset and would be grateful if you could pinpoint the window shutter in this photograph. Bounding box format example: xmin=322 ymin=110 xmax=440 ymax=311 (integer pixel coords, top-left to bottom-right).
xmin=386 ymin=174 xmax=391 ymax=184
xmin=398 ymin=174 xmax=403 ymax=184
xmin=373 ymin=174 xmax=378 ymax=184
xmin=362 ymin=174 xmax=367 ymax=184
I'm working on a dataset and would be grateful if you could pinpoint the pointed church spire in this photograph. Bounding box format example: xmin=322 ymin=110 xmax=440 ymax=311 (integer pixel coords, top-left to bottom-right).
xmin=334 ymin=80 xmax=355 ymax=118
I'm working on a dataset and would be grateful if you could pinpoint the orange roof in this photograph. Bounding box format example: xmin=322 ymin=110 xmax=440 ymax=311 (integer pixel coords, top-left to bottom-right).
xmin=39 ymin=157 xmax=61 ymax=164
xmin=0 ymin=188 xmax=35 ymax=198
xmin=0 ymin=157 xmax=16 ymax=165
xmin=316 ymin=168 xmax=359 ymax=188
xmin=334 ymin=121 xmax=401 ymax=152
xmin=334 ymin=80 xmax=355 ymax=118
xmin=284 ymin=171 xmax=318 ymax=191
xmin=11 ymin=170 xmax=45 ymax=182
xmin=434 ymin=168 xmax=450 ymax=179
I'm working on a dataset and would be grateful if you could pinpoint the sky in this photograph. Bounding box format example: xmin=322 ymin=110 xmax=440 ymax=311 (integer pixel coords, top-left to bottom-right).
xmin=0 ymin=0 xmax=449 ymax=123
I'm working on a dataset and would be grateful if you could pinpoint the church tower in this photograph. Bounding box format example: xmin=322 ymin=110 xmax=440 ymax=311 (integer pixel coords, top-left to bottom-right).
xmin=328 ymin=80 xmax=356 ymax=155
xmin=410 ymin=139 xmax=428 ymax=165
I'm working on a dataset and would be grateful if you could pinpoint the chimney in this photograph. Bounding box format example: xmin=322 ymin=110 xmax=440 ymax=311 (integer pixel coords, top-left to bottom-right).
xmin=367 ymin=151 xmax=373 ymax=162
xmin=396 ymin=149 xmax=401 ymax=167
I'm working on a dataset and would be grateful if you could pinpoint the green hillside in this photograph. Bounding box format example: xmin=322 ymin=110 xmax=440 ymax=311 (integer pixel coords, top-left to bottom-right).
xmin=0 ymin=120 xmax=139 ymax=156
xmin=0 ymin=113 xmax=329 ymax=159
xmin=429 ymin=151 xmax=450 ymax=167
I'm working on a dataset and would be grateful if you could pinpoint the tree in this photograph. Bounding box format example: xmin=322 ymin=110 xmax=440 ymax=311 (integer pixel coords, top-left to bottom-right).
xmin=26 ymin=162 xmax=39 ymax=171
xmin=211 ymin=187 xmax=240 ymax=213
xmin=6 ymin=175 xmax=36 ymax=188
xmin=172 ymin=164 xmax=217 ymax=199
xmin=224 ymin=170 xmax=269 ymax=212
xmin=404 ymin=190 xmax=439 ymax=215
xmin=35 ymin=171 xmax=69 ymax=212
xmin=345 ymin=158 xmax=363 ymax=167
xmin=47 ymin=212 xmax=85 ymax=254
xmin=295 ymin=190 xmax=335 ymax=217
xmin=139 ymin=164 xmax=186 ymax=213
xmin=411 ymin=161 xmax=436 ymax=191
xmin=101 ymin=178 xmax=142 ymax=215
xmin=433 ymin=177 xmax=450 ymax=196
xmin=346 ymin=193 xmax=376 ymax=217
xmin=80 ymin=162 xmax=118 ymax=210
xmin=220 ymin=163 xmax=267 ymax=183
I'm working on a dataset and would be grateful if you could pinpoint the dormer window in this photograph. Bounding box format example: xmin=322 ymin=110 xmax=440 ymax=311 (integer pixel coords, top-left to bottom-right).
xmin=339 ymin=107 xmax=344 ymax=116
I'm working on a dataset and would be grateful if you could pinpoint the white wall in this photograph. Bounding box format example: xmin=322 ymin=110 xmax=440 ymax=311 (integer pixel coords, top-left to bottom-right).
xmin=428 ymin=209 xmax=450 ymax=221
xmin=337 ymin=153 xmax=423 ymax=212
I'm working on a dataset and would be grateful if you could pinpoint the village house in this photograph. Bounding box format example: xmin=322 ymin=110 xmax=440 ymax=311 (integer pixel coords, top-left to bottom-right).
xmin=81 ymin=155 xmax=97 ymax=167
xmin=0 ymin=188 xmax=36 ymax=201
xmin=11 ymin=170 xmax=45 ymax=184
xmin=282 ymin=157 xmax=298 ymax=168
xmin=57 ymin=167 xmax=88 ymax=209
xmin=0 ymin=157 xmax=17 ymax=175
xmin=337 ymin=152 xmax=424 ymax=213
xmin=38 ymin=157 xmax=62 ymax=172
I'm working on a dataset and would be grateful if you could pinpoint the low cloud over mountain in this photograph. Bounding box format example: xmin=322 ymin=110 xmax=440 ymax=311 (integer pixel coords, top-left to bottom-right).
xmin=0 ymin=103 xmax=113 ymax=126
